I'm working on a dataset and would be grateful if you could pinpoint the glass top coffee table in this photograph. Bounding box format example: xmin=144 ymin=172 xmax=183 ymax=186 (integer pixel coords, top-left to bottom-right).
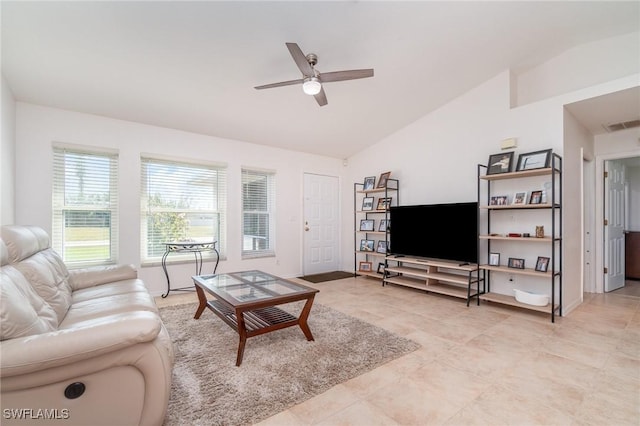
xmin=192 ymin=270 xmax=319 ymax=366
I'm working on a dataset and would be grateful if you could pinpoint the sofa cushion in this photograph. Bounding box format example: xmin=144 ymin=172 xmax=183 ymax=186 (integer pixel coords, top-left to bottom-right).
xmin=1 ymin=225 xmax=51 ymax=264
xmin=72 ymin=279 xmax=149 ymax=303
xmin=60 ymin=291 xmax=159 ymax=329
xmin=1 ymin=266 xmax=57 ymax=341
xmin=13 ymin=249 xmax=73 ymax=324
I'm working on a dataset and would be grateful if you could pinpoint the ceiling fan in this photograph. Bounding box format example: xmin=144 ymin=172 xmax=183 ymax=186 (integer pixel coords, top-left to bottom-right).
xmin=254 ymin=42 xmax=374 ymax=106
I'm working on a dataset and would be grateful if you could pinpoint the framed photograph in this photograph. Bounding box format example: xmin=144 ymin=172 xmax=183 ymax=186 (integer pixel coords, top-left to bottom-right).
xmin=359 ymin=219 xmax=375 ymax=231
xmin=358 ymin=261 xmax=373 ymax=272
xmin=377 ymin=171 xmax=391 ymax=188
xmin=362 ymin=196 xmax=374 ymax=211
xmin=489 ymin=195 xmax=509 ymax=206
xmin=376 ymin=197 xmax=392 ymax=210
xmin=359 ymin=239 xmax=375 ymax=252
xmin=377 ymin=262 xmax=385 ymax=274
xmin=363 ymin=176 xmax=376 ymax=191
xmin=378 ymin=219 xmax=389 ymax=232
xmin=489 ymin=252 xmax=500 ymax=266
xmin=508 ymin=257 xmax=525 ymax=269
xmin=486 ymin=152 xmax=514 ymax=175
xmin=376 ymin=240 xmax=387 ymax=254
xmin=516 ymin=149 xmax=552 ymax=171
xmin=529 ymin=190 xmax=543 ymax=205
xmin=535 ymin=256 xmax=550 ymax=272
xmin=512 ymin=191 xmax=527 ymax=205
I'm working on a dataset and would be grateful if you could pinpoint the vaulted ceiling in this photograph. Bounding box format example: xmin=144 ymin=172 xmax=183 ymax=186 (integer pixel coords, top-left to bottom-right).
xmin=2 ymin=1 xmax=638 ymax=158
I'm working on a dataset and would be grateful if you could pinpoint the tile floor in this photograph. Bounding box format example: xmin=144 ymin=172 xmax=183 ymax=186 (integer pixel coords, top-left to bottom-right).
xmin=157 ymin=277 xmax=640 ymax=425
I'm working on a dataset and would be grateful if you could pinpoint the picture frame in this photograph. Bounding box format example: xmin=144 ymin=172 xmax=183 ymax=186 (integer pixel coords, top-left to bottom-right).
xmin=363 ymin=176 xmax=376 ymax=191
xmin=489 ymin=195 xmax=509 ymax=206
xmin=376 ymin=197 xmax=392 ymax=210
xmin=378 ymin=219 xmax=389 ymax=232
xmin=535 ymin=256 xmax=550 ymax=272
xmin=377 ymin=262 xmax=385 ymax=274
xmin=376 ymin=240 xmax=387 ymax=254
xmin=508 ymin=257 xmax=525 ymax=269
xmin=516 ymin=149 xmax=552 ymax=171
xmin=489 ymin=252 xmax=500 ymax=266
xmin=512 ymin=191 xmax=527 ymax=205
xmin=359 ymin=219 xmax=375 ymax=232
xmin=359 ymin=239 xmax=375 ymax=252
xmin=529 ymin=190 xmax=543 ymax=205
xmin=377 ymin=171 xmax=391 ymax=188
xmin=362 ymin=196 xmax=374 ymax=211
xmin=486 ymin=152 xmax=514 ymax=175
xmin=358 ymin=261 xmax=373 ymax=272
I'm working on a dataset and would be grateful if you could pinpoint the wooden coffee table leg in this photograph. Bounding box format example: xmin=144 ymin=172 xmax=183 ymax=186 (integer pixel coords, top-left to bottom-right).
xmin=236 ymin=310 xmax=248 ymax=366
xmin=194 ymin=285 xmax=208 ymax=319
xmin=298 ymin=295 xmax=316 ymax=341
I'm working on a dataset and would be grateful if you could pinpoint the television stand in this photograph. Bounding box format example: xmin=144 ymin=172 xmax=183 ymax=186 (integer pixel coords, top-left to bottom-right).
xmin=384 ymin=256 xmax=485 ymax=306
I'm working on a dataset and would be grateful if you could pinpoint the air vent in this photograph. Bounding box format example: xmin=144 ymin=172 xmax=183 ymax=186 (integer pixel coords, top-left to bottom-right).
xmin=603 ymin=119 xmax=640 ymax=132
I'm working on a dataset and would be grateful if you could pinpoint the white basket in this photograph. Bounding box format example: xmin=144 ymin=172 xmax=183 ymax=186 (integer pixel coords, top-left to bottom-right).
xmin=514 ymin=289 xmax=549 ymax=306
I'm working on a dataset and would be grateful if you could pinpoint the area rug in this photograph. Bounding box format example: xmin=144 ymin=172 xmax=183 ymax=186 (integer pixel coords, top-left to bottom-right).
xmin=160 ymin=302 xmax=419 ymax=426
xmin=298 ymin=270 xmax=354 ymax=283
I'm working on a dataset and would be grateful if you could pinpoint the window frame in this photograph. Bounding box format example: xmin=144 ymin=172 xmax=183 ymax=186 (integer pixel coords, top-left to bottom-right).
xmin=140 ymin=155 xmax=227 ymax=266
xmin=241 ymin=168 xmax=276 ymax=259
xmin=52 ymin=143 xmax=119 ymax=268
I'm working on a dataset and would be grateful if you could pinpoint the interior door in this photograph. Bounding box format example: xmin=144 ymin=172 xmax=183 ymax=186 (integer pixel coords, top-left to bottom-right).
xmin=303 ymin=173 xmax=340 ymax=275
xmin=604 ymin=160 xmax=626 ymax=292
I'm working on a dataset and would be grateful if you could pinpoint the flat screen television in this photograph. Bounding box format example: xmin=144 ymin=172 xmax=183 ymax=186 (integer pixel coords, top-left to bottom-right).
xmin=389 ymin=202 xmax=478 ymax=264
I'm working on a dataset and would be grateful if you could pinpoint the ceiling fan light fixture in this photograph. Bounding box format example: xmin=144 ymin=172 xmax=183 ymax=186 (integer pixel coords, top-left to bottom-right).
xmin=302 ymin=77 xmax=321 ymax=95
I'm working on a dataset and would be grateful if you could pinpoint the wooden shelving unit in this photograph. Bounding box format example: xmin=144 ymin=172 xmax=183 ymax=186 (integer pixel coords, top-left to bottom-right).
xmin=477 ymin=155 xmax=562 ymax=322
xmin=354 ymin=178 xmax=399 ymax=280
xmin=383 ymin=256 xmax=484 ymax=306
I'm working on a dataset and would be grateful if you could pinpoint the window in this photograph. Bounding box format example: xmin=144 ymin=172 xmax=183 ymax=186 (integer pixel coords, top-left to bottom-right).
xmin=52 ymin=144 xmax=118 ymax=267
xmin=140 ymin=157 xmax=226 ymax=263
xmin=242 ymin=168 xmax=275 ymax=258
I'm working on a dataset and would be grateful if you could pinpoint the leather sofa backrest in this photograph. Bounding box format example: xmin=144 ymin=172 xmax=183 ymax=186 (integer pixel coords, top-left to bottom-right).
xmin=0 ymin=239 xmax=8 ymax=266
xmin=1 ymin=265 xmax=58 ymax=340
xmin=1 ymin=225 xmax=72 ymax=335
xmin=2 ymin=225 xmax=51 ymax=264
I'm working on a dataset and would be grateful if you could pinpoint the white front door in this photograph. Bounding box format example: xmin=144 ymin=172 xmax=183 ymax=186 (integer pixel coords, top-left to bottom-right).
xmin=303 ymin=173 xmax=340 ymax=275
xmin=604 ymin=160 xmax=626 ymax=292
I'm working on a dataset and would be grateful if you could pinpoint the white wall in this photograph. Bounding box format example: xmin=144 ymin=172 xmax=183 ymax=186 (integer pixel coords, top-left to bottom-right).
xmin=517 ymin=32 xmax=639 ymax=106
xmin=14 ymin=103 xmax=344 ymax=295
xmin=562 ymin=108 xmax=594 ymax=307
xmin=1 ymin=74 xmax=16 ymax=225
xmin=342 ymin=68 xmax=639 ymax=315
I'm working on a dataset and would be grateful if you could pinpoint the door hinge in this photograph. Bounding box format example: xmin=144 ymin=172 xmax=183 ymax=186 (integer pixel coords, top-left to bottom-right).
xmin=604 ymin=219 xmax=608 ymax=226
xmin=604 ymin=171 xmax=608 ymax=178
xmin=604 ymin=267 xmax=608 ymax=274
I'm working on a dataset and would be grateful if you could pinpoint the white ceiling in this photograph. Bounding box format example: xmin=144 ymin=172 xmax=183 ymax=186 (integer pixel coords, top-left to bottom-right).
xmin=2 ymin=1 xmax=639 ymax=159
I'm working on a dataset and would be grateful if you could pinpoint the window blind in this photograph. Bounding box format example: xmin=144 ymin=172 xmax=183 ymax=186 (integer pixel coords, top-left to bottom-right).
xmin=140 ymin=157 xmax=227 ymax=263
xmin=242 ymin=168 xmax=275 ymax=258
xmin=52 ymin=145 xmax=119 ymax=267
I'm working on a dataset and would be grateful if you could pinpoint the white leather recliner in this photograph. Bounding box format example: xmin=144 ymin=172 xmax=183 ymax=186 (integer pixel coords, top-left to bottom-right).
xmin=0 ymin=225 xmax=174 ymax=426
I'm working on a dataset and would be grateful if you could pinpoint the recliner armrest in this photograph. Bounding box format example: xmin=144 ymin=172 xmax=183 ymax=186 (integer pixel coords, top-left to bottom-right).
xmin=0 ymin=311 xmax=161 ymax=378
xmin=69 ymin=264 xmax=138 ymax=290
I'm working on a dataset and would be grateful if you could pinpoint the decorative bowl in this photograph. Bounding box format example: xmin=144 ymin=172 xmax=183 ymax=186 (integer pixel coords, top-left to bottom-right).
xmin=514 ymin=289 xmax=549 ymax=306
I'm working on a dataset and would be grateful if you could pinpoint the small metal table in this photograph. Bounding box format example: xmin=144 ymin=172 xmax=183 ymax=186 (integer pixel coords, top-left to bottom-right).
xmin=161 ymin=241 xmax=219 ymax=298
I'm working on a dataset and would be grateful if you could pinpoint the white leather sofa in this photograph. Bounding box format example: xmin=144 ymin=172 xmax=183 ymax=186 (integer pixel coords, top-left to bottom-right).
xmin=0 ymin=225 xmax=174 ymax=426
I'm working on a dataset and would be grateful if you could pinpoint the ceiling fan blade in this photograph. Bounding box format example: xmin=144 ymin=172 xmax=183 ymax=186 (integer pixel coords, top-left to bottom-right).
xmin=314 ymin=86 xmax=328 ymax=106
xmin=319 ymin=69 xmax=374 ymax=83
xmin=254 ymin=78 xmax=304 ymax=90
xmin=286 ymin=42 xmax=314 ymax=77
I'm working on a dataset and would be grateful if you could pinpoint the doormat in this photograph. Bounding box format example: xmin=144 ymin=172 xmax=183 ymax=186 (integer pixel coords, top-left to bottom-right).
xmin=298 ymin=271 xmax=354 ymax=283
